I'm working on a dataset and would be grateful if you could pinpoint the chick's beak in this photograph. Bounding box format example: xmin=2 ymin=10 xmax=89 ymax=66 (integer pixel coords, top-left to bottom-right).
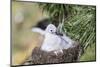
xmin=55 ymin=32 xmax=63 ymax=36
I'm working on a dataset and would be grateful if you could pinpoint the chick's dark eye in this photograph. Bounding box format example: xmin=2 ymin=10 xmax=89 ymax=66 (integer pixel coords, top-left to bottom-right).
xmin=50 ymin=30 xmax=53 ymax=32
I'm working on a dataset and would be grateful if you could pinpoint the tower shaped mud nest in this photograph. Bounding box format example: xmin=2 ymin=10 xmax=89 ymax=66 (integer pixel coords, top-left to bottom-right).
xmin=23 ymin=41 xmax=82 ymax=65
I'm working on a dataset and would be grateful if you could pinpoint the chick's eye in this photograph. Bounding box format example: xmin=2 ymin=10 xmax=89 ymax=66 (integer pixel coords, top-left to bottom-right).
xmin=50 ymin=30 xmax=53 ymax=32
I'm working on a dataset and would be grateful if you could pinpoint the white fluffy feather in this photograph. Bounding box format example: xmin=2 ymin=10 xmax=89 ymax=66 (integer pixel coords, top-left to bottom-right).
xmin=32 ymin=24 xmax=74 ymax=55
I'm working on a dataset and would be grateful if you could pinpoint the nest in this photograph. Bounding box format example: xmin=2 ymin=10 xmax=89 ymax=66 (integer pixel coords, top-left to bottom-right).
xmin=23 ymin=41 xmax=81 ymax=65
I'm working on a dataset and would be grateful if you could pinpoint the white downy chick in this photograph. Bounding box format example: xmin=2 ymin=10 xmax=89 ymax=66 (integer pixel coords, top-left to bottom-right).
xmin=32 ymin=24 xmax=74 ymax=55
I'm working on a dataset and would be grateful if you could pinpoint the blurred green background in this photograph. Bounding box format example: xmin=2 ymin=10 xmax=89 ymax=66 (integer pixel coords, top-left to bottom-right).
xmin=12 ymin=1 xmax=50 ymax=65
xmin=12 ymin=1 xmax=96 ymax=65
